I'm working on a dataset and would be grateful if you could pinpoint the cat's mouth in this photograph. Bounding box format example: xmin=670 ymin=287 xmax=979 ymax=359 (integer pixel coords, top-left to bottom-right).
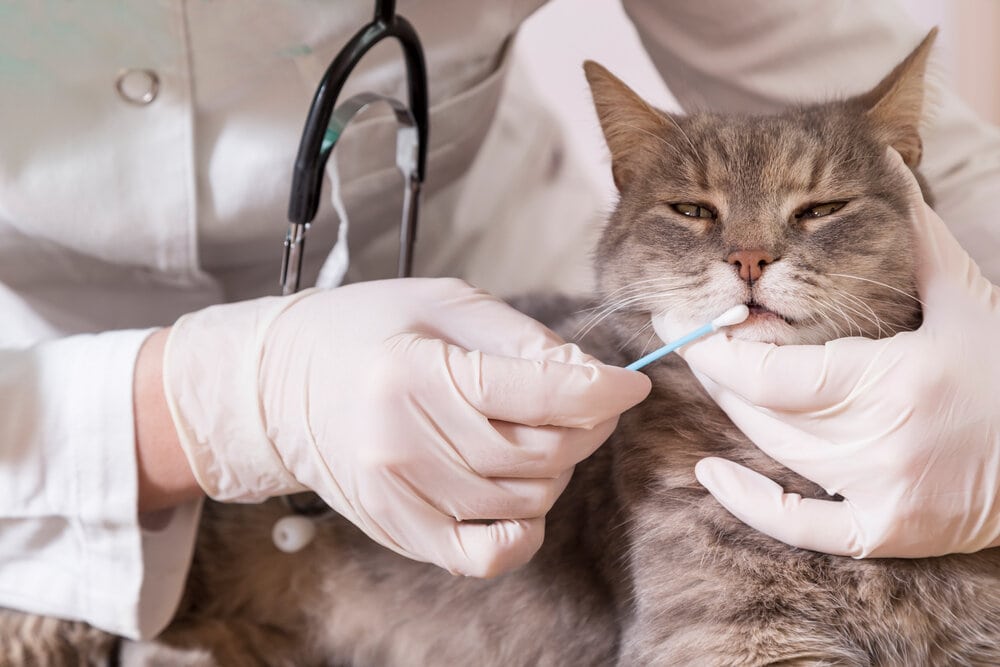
xmin=745 ymin=300 xmax=794 ymax=325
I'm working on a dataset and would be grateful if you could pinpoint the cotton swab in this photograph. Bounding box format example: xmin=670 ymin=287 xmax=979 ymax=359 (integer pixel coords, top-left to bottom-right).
xmin=626 ymin=304 xmax=750 ymax=371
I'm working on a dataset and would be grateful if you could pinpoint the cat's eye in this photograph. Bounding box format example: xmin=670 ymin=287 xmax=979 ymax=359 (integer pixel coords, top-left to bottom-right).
xmin=796 ymin=201 xmax=847 ymax=219
xmin=671 ymin=203 xmax=716 ymax=219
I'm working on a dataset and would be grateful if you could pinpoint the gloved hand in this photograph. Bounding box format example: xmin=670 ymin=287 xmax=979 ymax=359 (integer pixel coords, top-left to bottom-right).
xmin=674 ymin=161 xmax=1000 ymax=559
xmin=163 ymin=278 xmax=650 ymax=576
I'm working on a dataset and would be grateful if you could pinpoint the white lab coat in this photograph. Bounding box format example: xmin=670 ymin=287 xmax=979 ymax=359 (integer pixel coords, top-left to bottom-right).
xmin=1 ymin=0 xmax=998 ymax=641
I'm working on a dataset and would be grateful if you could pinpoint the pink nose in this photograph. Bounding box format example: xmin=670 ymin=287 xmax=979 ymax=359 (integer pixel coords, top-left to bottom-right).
xmin=727 ymin=249 xmax=775 ymax=283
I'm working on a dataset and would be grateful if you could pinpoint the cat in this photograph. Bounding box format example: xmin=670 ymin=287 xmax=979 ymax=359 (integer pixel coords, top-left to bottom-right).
xmin=6 ymin=26 xmax=1000 ymax=666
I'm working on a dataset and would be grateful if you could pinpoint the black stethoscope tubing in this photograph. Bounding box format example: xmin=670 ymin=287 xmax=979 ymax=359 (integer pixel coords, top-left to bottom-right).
xmin=283 ymin=0 xmax=429 ymax=292
xmin=277 ymin=0 xmax=430 ymax=522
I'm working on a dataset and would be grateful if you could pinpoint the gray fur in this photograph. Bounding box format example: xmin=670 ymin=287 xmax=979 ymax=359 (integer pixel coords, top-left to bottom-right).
xmin=6 ymin=29 xmax=999 ymax=667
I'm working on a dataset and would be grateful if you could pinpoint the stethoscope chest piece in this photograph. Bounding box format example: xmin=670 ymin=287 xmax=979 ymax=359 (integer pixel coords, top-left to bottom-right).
xmin=272 ymin=514 xmax=318 ymax=553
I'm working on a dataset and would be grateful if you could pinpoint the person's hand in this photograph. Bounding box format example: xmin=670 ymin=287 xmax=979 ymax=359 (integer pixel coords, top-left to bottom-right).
xmin=163 ymin=278 xmax=650 ymax=576
xmin=674 ymin=161 xmax=1000 ymax=559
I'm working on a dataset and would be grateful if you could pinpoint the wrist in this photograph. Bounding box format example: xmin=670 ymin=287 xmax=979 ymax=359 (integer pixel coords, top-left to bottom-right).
xmin=161 ymin=296 xmax=310 ymax=502
xmin=134 ymin=327 xmax=203 ymax=513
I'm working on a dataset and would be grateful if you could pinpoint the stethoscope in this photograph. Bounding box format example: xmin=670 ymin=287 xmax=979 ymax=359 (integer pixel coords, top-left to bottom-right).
xmin=279 ymin=0 xmax=429 ymax=296
xmin=272 ymin=0 xmax=429 ymax=552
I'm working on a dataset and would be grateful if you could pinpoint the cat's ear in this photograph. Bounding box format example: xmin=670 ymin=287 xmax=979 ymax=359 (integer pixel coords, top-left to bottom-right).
xmin=856 ymin=28 xmax=937 ymax=166
xmin=584 ymin=60 xmax=671 ymax=191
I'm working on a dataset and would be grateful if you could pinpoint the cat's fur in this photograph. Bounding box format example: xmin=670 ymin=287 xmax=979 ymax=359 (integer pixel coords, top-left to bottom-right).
xmin=6 ymin=28 xmax=1000 ymax=666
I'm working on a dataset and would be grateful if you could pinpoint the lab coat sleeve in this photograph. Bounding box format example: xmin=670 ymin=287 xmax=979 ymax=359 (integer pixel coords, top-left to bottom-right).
xmin=621 ymin=0 xmax=1000 ymax=283
xmin=0 ymin=325 xmax=202 ymax=640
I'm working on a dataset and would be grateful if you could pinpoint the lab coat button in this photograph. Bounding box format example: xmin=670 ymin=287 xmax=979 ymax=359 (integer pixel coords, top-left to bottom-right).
xmin=114 ymin=68 xmax=160 ymax=106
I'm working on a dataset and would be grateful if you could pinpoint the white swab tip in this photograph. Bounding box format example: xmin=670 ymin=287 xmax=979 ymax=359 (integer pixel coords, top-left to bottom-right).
xmin=711 ymin=304 xmax=750 ymax=329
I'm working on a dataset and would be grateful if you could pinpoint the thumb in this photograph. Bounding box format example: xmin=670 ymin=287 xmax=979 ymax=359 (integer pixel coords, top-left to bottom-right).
xmin=885 ymin=148 xmax=992 ymax=316
xmin=695 ymin=457 xmax=863 ymax=557
xmin=679 ymin=333 xmax=882 ymax=412
xmin=425 ymin=337 xmax=651 ymax=428
xmin=448 ymin=517 xmax=545 ymax=577
xmin=909 ymin=198 xmax=995 ymax=316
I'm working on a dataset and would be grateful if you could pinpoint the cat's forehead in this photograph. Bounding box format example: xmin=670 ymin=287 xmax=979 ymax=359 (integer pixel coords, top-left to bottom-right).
xmin=663 ymin=106 xmax=879 ymax=200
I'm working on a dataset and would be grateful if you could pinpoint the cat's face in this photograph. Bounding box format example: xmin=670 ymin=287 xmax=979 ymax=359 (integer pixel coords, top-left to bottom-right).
xmin=594 ymin=109 xmax=923 ymax=346
xmin=585 ymin=31 xmax=935 ymax=348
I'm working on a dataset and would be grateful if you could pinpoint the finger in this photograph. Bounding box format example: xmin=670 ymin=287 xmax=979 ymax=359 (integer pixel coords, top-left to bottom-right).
xmin=909 ymin=195 xmax=991 ymax=316
xmin=883 ymin=147 xmax=993 ymax=316
xmin=370 ymin=431 xmax=575 ymax=522
xmin=883 ymin=146 xmax=924 ymax=203
xmin=695 ymin=457 xmax=862 ymax=557
xmin=426 ymin=337 xmax=650 ymax=428
xmin=433 ymin=469 xmax=574 ymax=522
xmin=379 ymin=336 xmax=636 ymax=475
xmin=694 ymin=372 xmax=903 ymax=500
xmin=419 ymin=281 xmax=659 ymax=392
xmin=391 ymin=513 xmax=546 ymax=579
xmin=451 ymin=517 xmax=546 ymax=577
xmin=692 ymin=372 xmax=832 ymax=464
xmin=416 ymin=279 xmax=578 ymax=361
xmin=678 ymin=332 xmax=889 ymax=411
xmin=484 ymin=470 xmax=573 ymax=518
xmin=482 ymin=416 xmax=619 ymax=477
xmin=351 ymin=472 xmax=546 ymax=577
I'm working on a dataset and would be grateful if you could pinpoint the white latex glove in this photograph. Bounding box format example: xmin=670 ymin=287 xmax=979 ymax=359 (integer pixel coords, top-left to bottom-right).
xmin=675 ymin=164 xmax=1000 ymax=559
xmin=164 ymin=278 xmax=650 ymax=576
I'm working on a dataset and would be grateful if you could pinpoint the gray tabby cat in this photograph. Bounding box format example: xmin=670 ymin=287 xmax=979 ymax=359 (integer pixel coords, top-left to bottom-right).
xmin=6 ymin=27 xmax=1000 ymax=666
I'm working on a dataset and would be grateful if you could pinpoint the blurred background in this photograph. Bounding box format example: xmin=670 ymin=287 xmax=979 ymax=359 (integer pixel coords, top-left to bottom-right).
xmin=455 ymin=0 xmax=998 ymax=296
xmin=513 ymin=0 xmax=1000 ymax=199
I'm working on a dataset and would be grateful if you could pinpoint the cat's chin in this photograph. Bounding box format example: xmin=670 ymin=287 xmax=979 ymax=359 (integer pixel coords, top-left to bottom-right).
xmin=726 ymin=314 xmax=801 ymax=345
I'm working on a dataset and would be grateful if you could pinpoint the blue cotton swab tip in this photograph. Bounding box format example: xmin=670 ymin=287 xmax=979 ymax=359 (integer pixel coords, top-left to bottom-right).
xmin=711 ymin=304 xmax=750 ymax=329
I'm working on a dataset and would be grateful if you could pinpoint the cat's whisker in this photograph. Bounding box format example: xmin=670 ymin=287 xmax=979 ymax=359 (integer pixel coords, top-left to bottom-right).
xmin=816 ymin=309 xmax=848 ymax=340
xmin=575 ymin=294 xmax=658 ymax=340
xmin=812 ymin=286 xmax=883 ymax=336
xmin=593 ymin=280 xmax=695 ymax=309
xmin=577 ymin=278 xmax=693 ymax=319
xmin=575 ymin=300 xmax=642 ymax=340
xmin=574 ymin=284 xmax=699 ymax=340
xmin=827 ymin=273 xmax=925 ymax=307
xmin=801 ymin=293 xmax=842 ymax=335
xmin=616 ymin=320 xmax=656 ymax=352
xmin=802 ymin=294 xmax=849 ymax=339
xmin=831 ymin=289 xmax=891 ymax=338
xmin=575 ymin=295 xmax=652 ymax=339
xmin=639 ymin=328 xmax=660 ymax=357
xmin=618 ymin=122 xmax=685 ymax=156
xmin=574 ymin=288 xmax=676 ymax=319
xmin=619 ymin=120 xmax=707 ymax=172
xmin=659 ymin=114 xmax=709 ymax=172
xmin=832 ymin=292 xmax=910 ymax=310
xmin=833 ymin=297 xmax=912 ymax=336
xmin=827 ymin=292 xmax=883 ymax=338
xmin=596 ymin=276 xmax=694 ymax=302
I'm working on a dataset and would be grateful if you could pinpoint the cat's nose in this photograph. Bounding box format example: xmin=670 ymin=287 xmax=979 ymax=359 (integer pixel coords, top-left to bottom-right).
xmin=727 ymin=249 xmax=775 ymax=284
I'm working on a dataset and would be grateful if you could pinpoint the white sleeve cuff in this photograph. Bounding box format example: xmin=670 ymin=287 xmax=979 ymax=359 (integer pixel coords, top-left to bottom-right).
xmin=0 ymin=330 xmax=201 ymax=639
